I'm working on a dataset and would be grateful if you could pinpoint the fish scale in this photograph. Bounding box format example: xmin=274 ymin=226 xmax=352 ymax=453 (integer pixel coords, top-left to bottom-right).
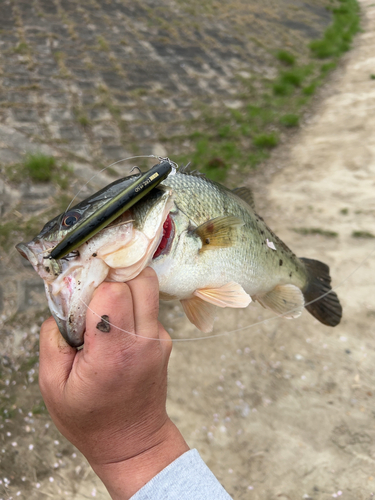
xmin=159 ymin=172 xmax=306 ymax=294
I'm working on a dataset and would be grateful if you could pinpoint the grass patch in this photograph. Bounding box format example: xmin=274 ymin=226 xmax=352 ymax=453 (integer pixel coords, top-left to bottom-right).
xmin=14 ymin=41 xmax=29 ymax=54
xmin=293 ymin=227 xmax=339 ymax=237
xmin=352 ymin=230 xmax=375 ymax=238
xmin=272 ymin=81 xmax=294 ymax=96
xmin=370 ymin=74 xmax=375 ymax=80
xmin=77 ymin=114 xmax=90 ymax=127
xmin=97 ymin=35 xmax=110 ymax=51
xmin=280 ymin=70 xmax=304 ymax=87
xmin=174 ymin=0 xmax=360 ymax=181
xmin=5 ymin=153 xmax=73 ymax=188
xmin=309 ymin=0 xmax=360 ymax=58
xmin=280 ymin=114 xmax=299 ymax=127
xmin=73 ymin=107 xmax=90 ymax=127
xmin=253 ymin=133 xmax=279 ymax=148
xmin=24 ymin=153 xmax=55 ymax=181
xmin=276 ymin=50 xmax=295 ymax=66
xmin=303 ymin=82 xmax=318 ymax=95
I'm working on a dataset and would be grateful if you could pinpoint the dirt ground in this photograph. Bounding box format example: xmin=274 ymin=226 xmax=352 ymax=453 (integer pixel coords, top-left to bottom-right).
xmin=1 ymin=0 xmax=375 ymax=499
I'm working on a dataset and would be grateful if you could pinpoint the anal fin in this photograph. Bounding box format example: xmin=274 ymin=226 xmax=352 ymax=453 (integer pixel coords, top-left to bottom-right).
xmin=255 ymin=284 xmax=304 ymax=319
xmin=181 ymin=296 xmax=217 ymax=333
xmin=194 ymin=282 xmax=251 ymax=308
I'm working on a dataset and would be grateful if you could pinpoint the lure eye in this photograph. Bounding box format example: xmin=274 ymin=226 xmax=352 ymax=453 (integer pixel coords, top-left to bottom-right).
xmin=62 ymin=211 xmax=81 ymax=228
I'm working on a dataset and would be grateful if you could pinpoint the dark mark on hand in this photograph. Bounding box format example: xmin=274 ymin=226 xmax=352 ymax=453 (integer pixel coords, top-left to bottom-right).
xmin=96 ymin=315 xmax=111 ymax=332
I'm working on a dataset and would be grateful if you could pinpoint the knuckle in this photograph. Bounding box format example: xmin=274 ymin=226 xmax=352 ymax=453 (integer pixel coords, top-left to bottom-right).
xmin=96 ymin=281 xmax=130 ymax=304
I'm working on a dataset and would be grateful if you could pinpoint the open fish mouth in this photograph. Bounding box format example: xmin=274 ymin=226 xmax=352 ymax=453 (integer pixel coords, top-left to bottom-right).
xmin=16 ymin=184 xmax=174 ymax=347
xmin=16 ymin=240 xmax=109 ymax=347
xmin=44 ymin=259 xmax=109 ymax=347
xmin=16 ymin=243 xmax=39 ymax=267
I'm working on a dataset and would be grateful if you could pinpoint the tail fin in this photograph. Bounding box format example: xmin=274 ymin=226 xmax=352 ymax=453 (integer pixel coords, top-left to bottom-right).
xmin=300 ymin=258 xmax=342 ymax=327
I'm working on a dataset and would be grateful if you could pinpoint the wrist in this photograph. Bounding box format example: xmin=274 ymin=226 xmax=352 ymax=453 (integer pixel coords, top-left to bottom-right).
xmin=91 ymin=418 xmax=189 ymax=500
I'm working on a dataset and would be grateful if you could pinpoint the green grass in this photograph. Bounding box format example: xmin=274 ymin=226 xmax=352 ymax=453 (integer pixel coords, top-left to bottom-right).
xmin=78 ymin=114 xmax=90 ymax=126
xmin=253 ymin=133 xmax=279 ymax=148
xmin=352 ymin=230 xmax=375 ymax=238
xmin=272 ymin=81 xmax=294 ymax=96
xmin=24 ymin=153 xmax=56 ymax=181
xmin=5 ymin=153 xmax=73 ymax=188
xmin=14 ymin=41 xmax=29 ymax=54
xmin=276 ymin=50 xmax=296 ymax=66
xmin=97 ymin=35 xmax=110 ymax=51
xmin=309 ymin=0 xmax=360 ymax=58
xmin=293 ymin=227 xmax=339 ymax=237
xmin=173 ymin=0 xmax=360 ymax=181
xmin=303 ymin=82 xmax=318 ymax=95
xmin=371 ymin=74 xmax=375 ymax=80
xmin=280 ymin=114 xmax=299 ymax=127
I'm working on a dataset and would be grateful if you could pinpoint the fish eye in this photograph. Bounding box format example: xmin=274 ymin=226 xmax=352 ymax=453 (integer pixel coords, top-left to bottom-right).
xmin=62 ymin=211 xmax=81 ymax=228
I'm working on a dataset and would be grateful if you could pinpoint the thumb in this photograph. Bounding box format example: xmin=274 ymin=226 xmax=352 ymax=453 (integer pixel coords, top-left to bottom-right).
xmin=39 ymin=316 xmax=77 ymax=398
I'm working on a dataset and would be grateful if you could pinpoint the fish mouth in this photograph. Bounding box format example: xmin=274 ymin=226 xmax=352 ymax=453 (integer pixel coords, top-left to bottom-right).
xmin=152 ymin=214 xmax=174 ymax=259
xmin=16 ymin=242 xmax=39 ymax=267
xmin=45 ymin=258 xmax=109 ymax=348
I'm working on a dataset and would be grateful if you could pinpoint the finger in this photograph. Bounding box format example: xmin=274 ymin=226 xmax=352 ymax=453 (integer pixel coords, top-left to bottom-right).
xmin=39 ymin=316 xmax=77 ymax=398
xmin=158 ymin=322 xmax=173 ymax=360
xmin=84 ymin=281 xmax=136 ymax=356
xmin=127 ymin=267 xmax=160 ymax=338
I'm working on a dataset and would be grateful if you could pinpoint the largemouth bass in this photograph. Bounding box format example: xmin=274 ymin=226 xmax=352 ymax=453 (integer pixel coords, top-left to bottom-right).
xmin=16 ymin=166 xmax=342 ymax=347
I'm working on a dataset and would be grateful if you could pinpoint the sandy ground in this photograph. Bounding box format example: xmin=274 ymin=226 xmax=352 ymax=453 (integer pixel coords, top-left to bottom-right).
xmin=1 ymin=1 xmax=375 ymax=499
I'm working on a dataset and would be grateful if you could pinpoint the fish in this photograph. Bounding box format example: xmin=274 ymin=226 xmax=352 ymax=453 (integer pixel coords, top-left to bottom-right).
xmin=16 ymin=166 xmax=342 ymax=347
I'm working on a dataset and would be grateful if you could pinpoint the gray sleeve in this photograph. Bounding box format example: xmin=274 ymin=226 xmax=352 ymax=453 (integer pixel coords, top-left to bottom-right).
xmin=130 ymin=449 xmax=233 ymax=500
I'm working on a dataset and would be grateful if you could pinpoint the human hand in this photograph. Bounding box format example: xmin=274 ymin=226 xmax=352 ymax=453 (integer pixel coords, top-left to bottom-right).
xmin=39 ymin=267 xmax=189 ymax=499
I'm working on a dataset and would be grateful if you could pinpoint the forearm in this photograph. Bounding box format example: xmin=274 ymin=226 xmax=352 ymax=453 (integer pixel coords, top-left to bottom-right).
xmin=92 ymin=419 xmax=189 ymax=500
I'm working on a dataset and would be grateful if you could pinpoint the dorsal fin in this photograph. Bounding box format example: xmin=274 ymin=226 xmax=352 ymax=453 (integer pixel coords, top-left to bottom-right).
xmin=194 ymin=216 xmax=244 ymax=251
xmin=179 ymin=163 xmax=206 ymax=177
xmin=232 ymin=187 xmax=255 ymax=210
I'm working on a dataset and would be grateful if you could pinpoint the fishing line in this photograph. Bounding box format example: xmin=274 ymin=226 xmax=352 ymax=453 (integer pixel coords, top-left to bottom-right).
xmin=10 ymin=155 xmax=374 ymax=342
xmin=78 ymin=240 xmax=375 ymax=343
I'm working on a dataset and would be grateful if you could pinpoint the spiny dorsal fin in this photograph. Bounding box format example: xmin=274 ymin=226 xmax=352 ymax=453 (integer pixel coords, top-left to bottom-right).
xmin=194 ymin=282 xmax=251 ymax=308
xmin=180 ymin=296 xmax=217 ymax=333
xmin=254 ymin=284 xmax=304 ymax=318
xmin=194 ymin=216 xmax=244 ymax=252
xmin=232 ymin=187 xmax=255 ymax=210
xmin=179 ymin=163 xmax=206 ymax=177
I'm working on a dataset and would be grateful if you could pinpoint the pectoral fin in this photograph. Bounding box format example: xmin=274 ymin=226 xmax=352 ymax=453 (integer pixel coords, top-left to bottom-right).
xmin=194 ymin=216 xmax=244 ymax=252
xmin=254 ymin=284 xmax=304 ymax=319
xmin=194 ymin=282 xmax=251 ymax=308
xmin=180 ymin=296 xmax=217 ymax=333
